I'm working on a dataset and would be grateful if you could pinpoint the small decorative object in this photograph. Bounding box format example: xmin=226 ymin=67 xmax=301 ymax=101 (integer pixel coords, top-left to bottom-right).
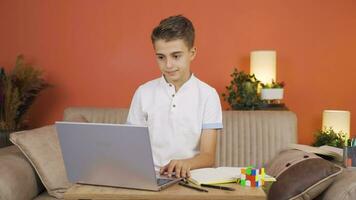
xmin=344 ymin=147 xmax=356 ymax=167
xmin=312 ymin=127 xmax=346 ymax=148
xmin=260 ymin=80 xmax=285 ymax=100
xmin=222 ymin=68 xmax=263 ymax=110
xmin=344 ymin=138 xmax=356 ymax=167
xmin=240 ymin=166 xmax=265 ymax=187
xmin=0 ymin=55 xmax=50 ymax=147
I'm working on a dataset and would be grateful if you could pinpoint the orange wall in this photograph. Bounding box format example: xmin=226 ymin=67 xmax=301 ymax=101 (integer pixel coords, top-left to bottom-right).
xmin=1 ymin=0 xmax=355 ymax=144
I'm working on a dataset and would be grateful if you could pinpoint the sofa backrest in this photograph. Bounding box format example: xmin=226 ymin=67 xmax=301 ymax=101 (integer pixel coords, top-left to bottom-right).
xmin=218 ymin=111 xmax=297 ymax=167
xmin=64 ymin=107 xmax=297 ymax=167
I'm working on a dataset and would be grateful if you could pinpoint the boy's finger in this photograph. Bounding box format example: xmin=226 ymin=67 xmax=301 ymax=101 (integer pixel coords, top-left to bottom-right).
xmin=167 ymin=163 xmax=176 ymax=177
xmin=175 ymin=166 xmax=181 ymax=178
xmin=160 ymin=164 xmax=168 ymax=174
xmin=181 ymin=167 xmax=187 ymax=178
xmin=187 ymin=168 xmax=191 ymax=177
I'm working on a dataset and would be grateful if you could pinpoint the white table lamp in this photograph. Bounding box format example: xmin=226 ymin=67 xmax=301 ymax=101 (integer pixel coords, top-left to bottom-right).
xmin=322 ymin=110 xmax=351 ymax=139
xmin=250 ymin=50 xmax=276 ymax=84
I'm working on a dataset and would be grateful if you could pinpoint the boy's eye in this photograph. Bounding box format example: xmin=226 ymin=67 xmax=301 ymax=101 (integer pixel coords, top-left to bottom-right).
xmin=157 ymin=56 xmax=164 ymax=60
xmin=174 ymin=55 xmax=181 ymax=59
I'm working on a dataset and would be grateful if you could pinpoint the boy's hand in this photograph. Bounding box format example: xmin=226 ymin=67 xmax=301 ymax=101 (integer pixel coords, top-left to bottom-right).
xmin=159 ymin=159 xmax=191 ymax=178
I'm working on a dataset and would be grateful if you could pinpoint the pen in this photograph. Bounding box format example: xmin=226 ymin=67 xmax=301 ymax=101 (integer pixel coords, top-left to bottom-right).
xmin=200 ymin=184 xmax=236 ymax=191
xmin=178 ymin=181 xmax=209 ymax=192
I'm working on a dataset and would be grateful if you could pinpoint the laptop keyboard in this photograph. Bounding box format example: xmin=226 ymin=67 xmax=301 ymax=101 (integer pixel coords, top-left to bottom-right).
xmin=157 ymin=178 xmax=173 ymax=186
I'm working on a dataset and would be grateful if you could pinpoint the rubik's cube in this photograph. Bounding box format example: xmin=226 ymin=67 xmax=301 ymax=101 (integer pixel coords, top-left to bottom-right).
xmin=240 ymin=167 xmax=265 ymax=187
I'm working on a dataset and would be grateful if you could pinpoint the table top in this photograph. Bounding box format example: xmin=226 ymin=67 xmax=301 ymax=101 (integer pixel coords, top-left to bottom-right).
xmin=64 ymin=183 xmax=266 ymax=200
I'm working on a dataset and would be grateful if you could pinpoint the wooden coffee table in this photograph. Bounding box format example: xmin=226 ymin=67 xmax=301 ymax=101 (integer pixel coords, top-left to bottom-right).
xmin=64 ymin=183 xmax=266 ymax=200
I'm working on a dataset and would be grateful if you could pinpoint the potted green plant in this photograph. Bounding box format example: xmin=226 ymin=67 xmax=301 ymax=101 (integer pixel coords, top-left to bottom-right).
xmin=0 ymin=55 xmax=50 ymax=147
xmin=222 ymin=68 xmax=263 ymax=110
xmin=260 ymin=80 xmax=285 ymax=100
xmin=312 ymin=127 xmax=346 ymax=148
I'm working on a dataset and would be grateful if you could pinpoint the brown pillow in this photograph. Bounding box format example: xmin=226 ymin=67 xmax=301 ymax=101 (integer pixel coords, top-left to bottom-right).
xmin=266 ymin=149 xmax=343 ymax=200
xmin=10 ymin=125 xmax=71 ymax=199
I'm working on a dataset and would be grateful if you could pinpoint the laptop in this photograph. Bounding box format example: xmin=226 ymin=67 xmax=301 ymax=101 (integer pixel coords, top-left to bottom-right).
xmin=55 ymin=121 xmax=181 ymax=191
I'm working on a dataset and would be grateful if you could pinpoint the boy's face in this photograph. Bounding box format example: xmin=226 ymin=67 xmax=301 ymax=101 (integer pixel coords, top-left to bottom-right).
xmin=154 ymin=39 xmax=196 ymax=85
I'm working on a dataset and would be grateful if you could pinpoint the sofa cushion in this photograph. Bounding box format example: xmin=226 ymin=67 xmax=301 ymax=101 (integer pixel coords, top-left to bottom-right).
xmin=10 ymin=125 xmax=72 ymax=199
xmin=315 ymin=168 xmax=356 ymax=200
xmin=266 ymin=149 xmax=343 ymax=200
xmin=0 ymin=145 xmax=44 ymax=200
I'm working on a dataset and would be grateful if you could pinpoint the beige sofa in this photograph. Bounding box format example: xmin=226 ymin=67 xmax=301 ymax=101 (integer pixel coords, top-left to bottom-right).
xmin=0 ymin=107 xmax=352 ymax=200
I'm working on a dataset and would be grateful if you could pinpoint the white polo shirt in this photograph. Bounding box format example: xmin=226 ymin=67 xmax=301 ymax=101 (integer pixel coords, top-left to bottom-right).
xmin=127 ymin=74 xmax=223 ymax=169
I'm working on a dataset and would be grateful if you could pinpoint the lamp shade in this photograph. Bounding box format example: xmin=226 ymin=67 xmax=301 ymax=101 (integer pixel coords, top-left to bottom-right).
xmin=250 ymin=50 xmax=276 ymax=84
xmin=322 ymin=110 xmax=351 ymax=138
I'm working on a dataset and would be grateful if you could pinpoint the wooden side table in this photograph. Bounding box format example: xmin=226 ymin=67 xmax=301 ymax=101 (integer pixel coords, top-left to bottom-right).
xmin=64 ymin=183 xmax=266 ymax=200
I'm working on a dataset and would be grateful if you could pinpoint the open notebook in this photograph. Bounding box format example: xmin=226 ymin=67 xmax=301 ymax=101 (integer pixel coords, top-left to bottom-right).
xmin=288 ymin=144 xmax=343 ymax=162
xmin=188 ymin=167 xmax=241 ymax=185
xmin=188 ymin=167 xmax=276 ymax=186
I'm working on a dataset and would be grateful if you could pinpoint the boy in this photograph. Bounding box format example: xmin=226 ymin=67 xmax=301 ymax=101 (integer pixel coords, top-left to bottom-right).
xmin=127 ymin=15 xmax=222 ymax=179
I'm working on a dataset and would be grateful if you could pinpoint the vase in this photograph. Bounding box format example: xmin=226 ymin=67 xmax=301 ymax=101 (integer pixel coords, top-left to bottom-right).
xmin=261 ymin=88 xmax=284 ymax=100
xmin=0 ymin=130 xmax=13 ymax=148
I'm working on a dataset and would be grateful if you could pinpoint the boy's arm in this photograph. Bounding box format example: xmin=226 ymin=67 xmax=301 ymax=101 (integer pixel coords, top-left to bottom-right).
xmin=127 ymin=87 xmax=146 ymax=125
xmin=160 ymin=129 xmax=217 ymax=178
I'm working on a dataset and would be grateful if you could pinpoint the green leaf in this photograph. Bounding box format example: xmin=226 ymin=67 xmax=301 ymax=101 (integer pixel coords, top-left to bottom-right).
xmin=221 ymin=68 xmax=263 ymax=110
xmin=312 ymin=127 xmax=346 ymax=148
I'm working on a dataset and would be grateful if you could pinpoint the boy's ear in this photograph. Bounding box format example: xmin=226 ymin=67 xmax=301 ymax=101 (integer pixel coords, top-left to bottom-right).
xmin=190 ymin=47 xmax=197 ymax=60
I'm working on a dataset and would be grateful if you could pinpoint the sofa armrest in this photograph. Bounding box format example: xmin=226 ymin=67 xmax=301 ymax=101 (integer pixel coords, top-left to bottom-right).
xmin=0 ymin=145 xmax=44 ymax=200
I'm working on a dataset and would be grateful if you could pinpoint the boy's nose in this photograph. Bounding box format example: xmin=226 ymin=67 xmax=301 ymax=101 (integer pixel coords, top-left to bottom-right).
xmin=166 ymin=59 xmax=173 ymax=69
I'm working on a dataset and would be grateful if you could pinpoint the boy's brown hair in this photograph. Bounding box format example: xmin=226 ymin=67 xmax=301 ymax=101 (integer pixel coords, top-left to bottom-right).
xmin=151 ymin=15 xmax=195 ymax=49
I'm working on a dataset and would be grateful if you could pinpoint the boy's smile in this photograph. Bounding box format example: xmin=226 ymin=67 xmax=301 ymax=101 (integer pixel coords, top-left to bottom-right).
xmin=154 ymin=39 xmax=196 ymax=91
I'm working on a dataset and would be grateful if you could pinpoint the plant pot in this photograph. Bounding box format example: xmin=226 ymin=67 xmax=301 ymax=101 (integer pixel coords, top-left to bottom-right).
xmin=0 ymin=130 xmax=13 ymax=148
xmin=261 ymin=88 xmax=284 ymax=100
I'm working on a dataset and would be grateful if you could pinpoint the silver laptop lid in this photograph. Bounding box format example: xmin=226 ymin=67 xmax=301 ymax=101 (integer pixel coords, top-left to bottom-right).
xmin=56 ymin=121 xmax=160 ymax=191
